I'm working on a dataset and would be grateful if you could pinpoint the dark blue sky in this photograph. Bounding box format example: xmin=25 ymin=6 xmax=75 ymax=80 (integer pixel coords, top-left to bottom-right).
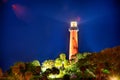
xmin=0 ymin=0 xmax=120 ymax=70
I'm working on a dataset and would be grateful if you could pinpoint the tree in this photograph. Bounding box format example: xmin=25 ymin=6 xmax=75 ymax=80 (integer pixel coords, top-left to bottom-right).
xmin=59 ymin=53 xmax=66 ymax=61
xmin=32 ymin=60 xmax=40 ymax=66
xmin=25 ymin=71 xmax=33 ymax=80
xmin=42 ymin=60 xmax=54 ymax=72
xmin=11 ymin=65 xmax=20 ymax=75
xmin=12 ymin=62 xmax=26 ymax=75
xmin=0 ymin=68 xmax=3 ymax=77
xmin=63 ymin=60 xmax=70 ymax=68
xmin=54 ymin=58 xmax=62 ymax=69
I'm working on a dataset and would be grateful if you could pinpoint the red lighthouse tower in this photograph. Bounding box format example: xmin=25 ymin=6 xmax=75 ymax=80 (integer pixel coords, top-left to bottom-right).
xmin=69 ymin=21 xmax=79 ymax=60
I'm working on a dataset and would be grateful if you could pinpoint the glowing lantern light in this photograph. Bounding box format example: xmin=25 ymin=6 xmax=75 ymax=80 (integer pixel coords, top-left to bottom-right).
xmin=70 ymin=21 xmax=77 ymax=27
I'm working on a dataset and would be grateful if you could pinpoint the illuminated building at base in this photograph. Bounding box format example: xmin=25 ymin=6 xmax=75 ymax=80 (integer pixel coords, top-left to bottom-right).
xmin=69 ymin=21 xmax=79 ymax=60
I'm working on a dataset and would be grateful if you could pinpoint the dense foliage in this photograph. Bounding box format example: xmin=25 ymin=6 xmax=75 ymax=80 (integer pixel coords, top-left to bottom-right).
xmin=0 ymin=46 xmax=120 ymax=80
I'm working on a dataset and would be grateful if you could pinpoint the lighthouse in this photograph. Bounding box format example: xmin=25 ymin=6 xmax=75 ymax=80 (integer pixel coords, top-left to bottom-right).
xmin=69 ymin=21 xmax=79 ymax=60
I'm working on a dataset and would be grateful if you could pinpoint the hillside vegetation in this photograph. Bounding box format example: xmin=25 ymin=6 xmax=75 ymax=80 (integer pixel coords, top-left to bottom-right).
xmin=0 ymin=46 xmax=120 ymax=80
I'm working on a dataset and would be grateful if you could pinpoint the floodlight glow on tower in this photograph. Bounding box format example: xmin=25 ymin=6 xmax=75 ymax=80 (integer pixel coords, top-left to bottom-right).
xmin=69 ymin=21 xmax=79 ymax=60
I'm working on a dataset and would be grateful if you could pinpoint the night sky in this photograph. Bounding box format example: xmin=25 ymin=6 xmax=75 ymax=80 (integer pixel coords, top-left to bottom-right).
xmin=0 ymin=0 xmax=120 ymax=71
